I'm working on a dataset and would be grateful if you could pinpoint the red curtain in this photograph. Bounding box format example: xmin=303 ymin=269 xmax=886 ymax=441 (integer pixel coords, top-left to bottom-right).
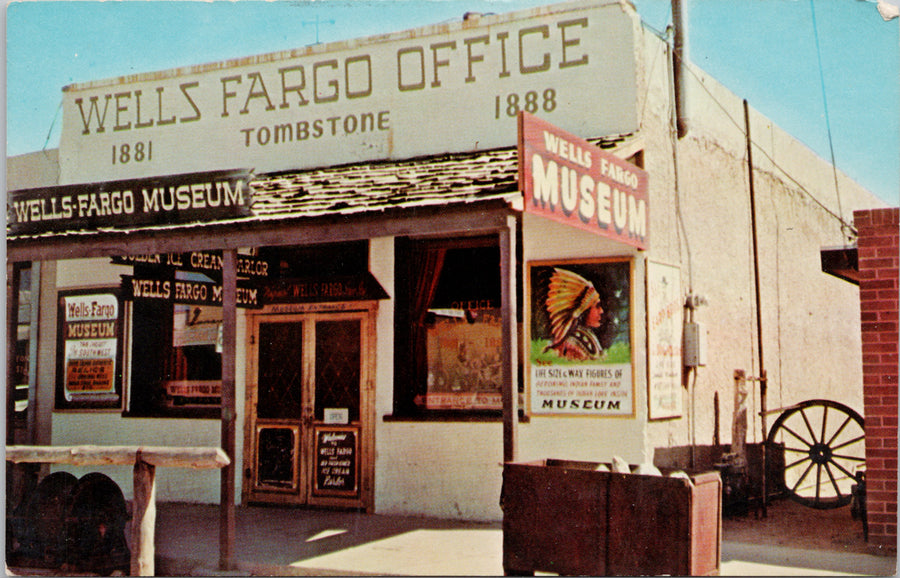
xmin=410 ymin=247 xmax=446 ymax=401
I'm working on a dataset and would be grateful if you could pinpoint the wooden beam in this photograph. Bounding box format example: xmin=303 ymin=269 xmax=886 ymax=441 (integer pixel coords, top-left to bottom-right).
xmin=4 ymin=445 xmax=230 ymax=468
xmin=219 ymin=249 xmax=237 ymax=571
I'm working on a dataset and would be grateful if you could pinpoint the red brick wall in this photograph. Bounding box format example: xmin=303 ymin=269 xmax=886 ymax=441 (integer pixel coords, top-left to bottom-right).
xmin=855 ymin=207 xmax=899 ymax=555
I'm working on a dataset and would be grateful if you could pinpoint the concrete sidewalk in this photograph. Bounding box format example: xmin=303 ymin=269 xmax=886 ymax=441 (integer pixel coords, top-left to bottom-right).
xmin=153 ymin=503 xmax=897 ymax=577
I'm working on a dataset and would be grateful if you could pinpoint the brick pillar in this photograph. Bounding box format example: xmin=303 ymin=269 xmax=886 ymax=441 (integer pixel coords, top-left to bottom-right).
xmin=855 ymin=207 xmax=899 ymax=556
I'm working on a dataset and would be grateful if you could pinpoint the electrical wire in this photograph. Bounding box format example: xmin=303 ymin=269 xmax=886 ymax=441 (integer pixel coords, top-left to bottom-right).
xmin=674 ymin=53 xmax=858 ymax=237
xmin=42 ymin=99 xmax=63 ymax=152
xmin=640 ymin=10 xmax=694 ymax=294
xmin=809 ymin=0 xmax=849 ymax=239
xmin=638 ymin=17 xmax=671 ymax=132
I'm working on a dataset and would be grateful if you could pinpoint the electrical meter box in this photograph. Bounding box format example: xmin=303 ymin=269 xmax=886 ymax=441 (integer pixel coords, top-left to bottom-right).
xmin=683 ymin=322 xmax=707 ymax=367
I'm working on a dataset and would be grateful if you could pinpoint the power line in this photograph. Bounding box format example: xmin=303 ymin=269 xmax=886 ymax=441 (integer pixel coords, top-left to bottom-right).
xmin=809 ymin=0 xmax=849 ymax=239
xmin=42 ymin=99 xmax=63 ymax=152
xmin=673 ymin=51 xmax=857 ymax=236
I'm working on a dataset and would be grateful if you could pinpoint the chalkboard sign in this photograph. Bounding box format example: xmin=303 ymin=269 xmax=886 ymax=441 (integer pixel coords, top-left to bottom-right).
xmin=257 ymin=427 xmax=296 ymax=489
xmin=314 ymin=426 xmax=358 ymax=497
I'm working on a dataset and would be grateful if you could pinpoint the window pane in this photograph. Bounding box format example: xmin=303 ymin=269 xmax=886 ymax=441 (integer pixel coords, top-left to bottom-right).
xmin=164 ymin=303 xmax=222 ymax=407
xmin=315 ymin=320 xmax=361 ymax=422
xmin=257 ymin=322 xmax=304 ymax=420
xmin=13 ymin=267 xmax=31 ymax=418
xmin=129 ymin=271 xmax=223 ymax=417
xmin=400 ymin=238 xmax=502 ymax=412
xmin=424 ymin=308 xmax=502 ymax=410
xmin=256 ymin=426 xmax=296 ymax=488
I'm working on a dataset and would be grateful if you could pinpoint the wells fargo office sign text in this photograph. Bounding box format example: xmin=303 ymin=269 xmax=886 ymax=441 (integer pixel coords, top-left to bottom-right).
xmin=518 ymin=111 xmax=648 ymax=250
xmin=58 ymin=1 xmax=638 ymax=183
xmin=8 ymin=169 xmax=252 ymax=235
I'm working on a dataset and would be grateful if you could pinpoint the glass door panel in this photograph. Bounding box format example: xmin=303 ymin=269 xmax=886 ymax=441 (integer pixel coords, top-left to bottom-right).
xmin=314 ymin=319 xmax=361 ymax=422
xmin=250 ymin=320 xmax=306 ymax=500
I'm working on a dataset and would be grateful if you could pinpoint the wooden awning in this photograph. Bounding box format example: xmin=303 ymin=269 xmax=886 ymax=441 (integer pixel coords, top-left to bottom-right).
xmin=820 ymin=245 xmax=859 ymax=285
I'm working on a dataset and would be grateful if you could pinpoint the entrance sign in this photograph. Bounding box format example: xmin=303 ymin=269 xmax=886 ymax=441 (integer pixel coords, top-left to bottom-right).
xmin=8 ymin=169 xmax=253 ymax=235
xmin=647 ymin=261 xmax=683 ymax=419
xmin=518 ymin=111 xmax=649 ymax=249
xmin=121 ymin=275 xmax=262 ymax=308
xmin=526 ymin=258 xmax=634 ymax=417
xmin=259 ymin=274 xmax=389 ymax=304
xmin=56 ymin=289 xmax=122 ymax=409
xmin=314 ymin=426 xmax=359 ymax=497
xmin=58 ymin=1 xmax=638 ymax=184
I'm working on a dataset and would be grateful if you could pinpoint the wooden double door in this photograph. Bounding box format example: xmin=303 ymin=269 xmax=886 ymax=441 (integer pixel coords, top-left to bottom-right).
xmin=243 ymin=304 xmax=375 ymax=510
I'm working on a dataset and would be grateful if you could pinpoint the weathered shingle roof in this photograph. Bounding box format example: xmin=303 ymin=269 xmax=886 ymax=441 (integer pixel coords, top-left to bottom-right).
xmin=250 ymin=147 xmax=521 ymax=219
xmin=249 ymin=133 xmax=633 ymax=220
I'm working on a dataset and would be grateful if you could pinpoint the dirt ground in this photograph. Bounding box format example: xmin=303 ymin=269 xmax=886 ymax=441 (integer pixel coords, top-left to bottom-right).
xmin=722 ymin=496 xmax=873 ymax=555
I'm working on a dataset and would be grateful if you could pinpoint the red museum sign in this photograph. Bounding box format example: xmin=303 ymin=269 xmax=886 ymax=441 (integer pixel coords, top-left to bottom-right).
xmin=518 ymin=111 xmax=648 ymax=249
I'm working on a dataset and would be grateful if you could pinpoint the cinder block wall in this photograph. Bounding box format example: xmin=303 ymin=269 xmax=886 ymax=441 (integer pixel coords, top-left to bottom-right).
xmin=855 ymin=207 xmax=899 ymax=555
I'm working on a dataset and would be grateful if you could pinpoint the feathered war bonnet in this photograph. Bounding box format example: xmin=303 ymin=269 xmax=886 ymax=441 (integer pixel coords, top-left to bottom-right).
xmin=544 ymin=268 xmax=601 ymax=348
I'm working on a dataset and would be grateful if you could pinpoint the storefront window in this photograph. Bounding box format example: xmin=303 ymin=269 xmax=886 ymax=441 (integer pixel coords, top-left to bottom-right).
xmin=125 ymin=242 xmax=370 ymax=418
xmin=394 ymin=236 xmax=504 ymax=416
xmin=165 ymin=300 xmax=223 ymax=406
xmin=127 ymin=270 xmax=222 ymax=418
xmin=9 ymin=265 xmax=32 ymax=429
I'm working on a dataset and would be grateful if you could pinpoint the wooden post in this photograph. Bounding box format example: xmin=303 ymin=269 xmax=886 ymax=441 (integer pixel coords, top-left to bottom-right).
xmin=731 ymin=370 xmax=748 ymax=466
xmin=744 ymin=100 xmax=767 ymax=517
xmin=131 ymin=455 xmax=157 ymax=577
xmin=500 ymin=216 xmax=518 ymax=464
xmin=220 ymin=249 xmax=237 ymax=570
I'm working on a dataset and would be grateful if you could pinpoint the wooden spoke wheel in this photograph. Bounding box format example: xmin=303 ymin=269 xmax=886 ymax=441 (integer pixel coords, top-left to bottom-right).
xmin=766 ymin=399 xmax=865 ymax=509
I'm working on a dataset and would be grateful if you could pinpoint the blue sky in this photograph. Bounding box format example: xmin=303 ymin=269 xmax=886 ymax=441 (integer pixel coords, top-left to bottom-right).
xmin=5 ymin=0 xmax=899 ymax=205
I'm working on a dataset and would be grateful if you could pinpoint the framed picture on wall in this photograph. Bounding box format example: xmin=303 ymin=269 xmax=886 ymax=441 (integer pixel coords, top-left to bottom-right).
xmin=526 ymin=258 xmax=634 ymax=417
xmin=55 ymin=287 xmax=124 ymax=410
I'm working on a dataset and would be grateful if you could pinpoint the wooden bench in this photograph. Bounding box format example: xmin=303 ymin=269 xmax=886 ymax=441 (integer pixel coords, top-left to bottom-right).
xmin=6 ymin=445 xmax=230 ymax=576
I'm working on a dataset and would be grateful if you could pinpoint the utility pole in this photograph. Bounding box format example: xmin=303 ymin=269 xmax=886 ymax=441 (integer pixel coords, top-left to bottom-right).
xmin=744 ymin=99 xmax=768 ymax=518
xmin=672 ymin=0 xmax=689 ymax=138
xmin=302 ymin=14 xmax=335 ymax=45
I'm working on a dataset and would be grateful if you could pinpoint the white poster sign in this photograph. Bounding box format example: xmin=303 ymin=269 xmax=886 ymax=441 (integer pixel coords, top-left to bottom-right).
xmin=60 ymin=292 xmax=120 ymax=403
xmin=647 ymin=261 xmax=683 ymax=419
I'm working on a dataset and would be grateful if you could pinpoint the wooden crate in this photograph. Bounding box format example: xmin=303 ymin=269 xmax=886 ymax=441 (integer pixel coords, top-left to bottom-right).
xmin=501 ymin=459 xmax=721 ymax=576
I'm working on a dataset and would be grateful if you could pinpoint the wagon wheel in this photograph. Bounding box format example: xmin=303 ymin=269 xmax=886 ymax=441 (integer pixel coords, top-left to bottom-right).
xmin=766 ymin=399 xmax=865 ymax=509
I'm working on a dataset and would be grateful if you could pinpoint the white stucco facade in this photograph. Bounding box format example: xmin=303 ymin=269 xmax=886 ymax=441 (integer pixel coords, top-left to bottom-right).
xmin=11 ymin=0 xmax=886 ymax=522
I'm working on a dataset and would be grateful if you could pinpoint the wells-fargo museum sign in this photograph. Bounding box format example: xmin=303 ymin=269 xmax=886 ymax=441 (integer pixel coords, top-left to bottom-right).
xmin=8 ymin=169 xmax=253 ymax=235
